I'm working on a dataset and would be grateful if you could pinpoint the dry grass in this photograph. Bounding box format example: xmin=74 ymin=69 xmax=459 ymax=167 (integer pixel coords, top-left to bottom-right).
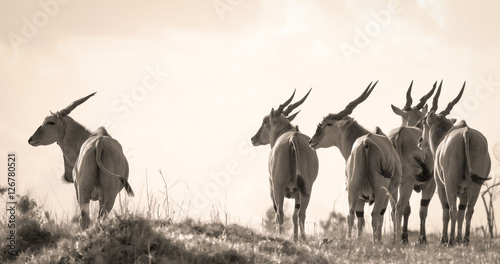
xmin=2 ymin=192 xmax=500 ymax=263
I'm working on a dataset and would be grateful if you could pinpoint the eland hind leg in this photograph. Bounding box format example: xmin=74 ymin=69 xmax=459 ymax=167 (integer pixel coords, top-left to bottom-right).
xmin=292 ymin=192 xmax=300 ymax=242
xmin=97 ymin=150 xmax=127 ymax=220
xmin=445 ymin=184 xmax=459 ymax=247
xmin=78 ymin=183 xmax=96 ymax=229
xmin=396 ymin=180 xmax=414 ymax=244
xmin=436 ymin=185 xmax=450 ymax=245
xmin=299 ymin=194 xmax=310 ymax=241
xmin=456 ymin=192 xmax=468 ymax=244
xmin=419 ymin=179 xmax=435 ymax=244
xmin=347 ymin=181 xmax=365 ymax=239
xmin=273 ymin=188 xmax=286 ymax=236
xmin=99 ymin=178 xmax=121 ymax=220
xmin=76 ymin=154 xmax=98 ymax=229
xmin=464 ymin=185 xmax=481 ymax=244
xmin=372 ymin=186 xmax=390 ymax=242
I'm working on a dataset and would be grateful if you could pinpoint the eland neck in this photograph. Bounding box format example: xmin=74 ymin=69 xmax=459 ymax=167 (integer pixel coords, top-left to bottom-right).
xmin=337 ymin=120 xmax=370 ymax=160
xmin=270 ymin=122 xmax=295 ymax=148
xmin=57 ymin=116 xmax=92 ymax=166
xmin=429 ymin=121 xmax=454 ymax=155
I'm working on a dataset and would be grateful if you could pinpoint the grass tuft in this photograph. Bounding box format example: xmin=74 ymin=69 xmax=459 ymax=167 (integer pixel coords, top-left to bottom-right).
xmin=3 ymin=190 xmax=500 ymax=263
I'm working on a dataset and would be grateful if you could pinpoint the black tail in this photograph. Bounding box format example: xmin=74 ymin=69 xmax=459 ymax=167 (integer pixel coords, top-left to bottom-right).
xmin=291 ymin=135 xmax=308 ymax=197
xmin=297 ymin=176 xmax=307 ymax=197
xmin=414 ymin=157 xmax=432 ymax=183
xmin=464 ymin=129 xmax=490 ymax=185
xmin=119 ymin=178 xmax=135 ymax=197
xmin=96 ymin=138 xmax=135 ymax=197
xmin=471 ymin=174 xmax=491 ymax=185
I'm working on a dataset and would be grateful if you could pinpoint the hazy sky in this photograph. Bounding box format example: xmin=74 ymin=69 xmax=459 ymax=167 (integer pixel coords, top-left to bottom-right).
xmin=2 ymin=0 xmax=500 ymax=234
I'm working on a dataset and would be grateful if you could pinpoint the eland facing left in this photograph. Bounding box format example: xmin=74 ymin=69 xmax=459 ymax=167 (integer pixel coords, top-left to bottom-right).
xmin=28 ymin=92 xmax=134 ymax=229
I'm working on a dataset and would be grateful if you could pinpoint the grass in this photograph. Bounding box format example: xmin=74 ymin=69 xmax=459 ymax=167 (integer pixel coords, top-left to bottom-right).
xmin=2 ymin=191 xmax=500 ymax=263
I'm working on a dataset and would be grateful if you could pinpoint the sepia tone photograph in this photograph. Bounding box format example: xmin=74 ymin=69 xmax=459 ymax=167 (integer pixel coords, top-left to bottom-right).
xmin=1 ymin=0 xmax=500 ymax=263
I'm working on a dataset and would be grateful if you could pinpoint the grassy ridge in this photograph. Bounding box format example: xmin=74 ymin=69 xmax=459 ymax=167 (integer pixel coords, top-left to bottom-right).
xmin=2 ymin=195 xmax=500 ymax=263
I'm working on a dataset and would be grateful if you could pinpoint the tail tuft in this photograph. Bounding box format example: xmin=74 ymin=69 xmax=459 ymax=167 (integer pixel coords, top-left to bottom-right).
xmin=297 ymin=176 xmax=308 ymax=197
xmin=414 ymin=157 xmax=432 ymax=182
xmin=471 ymin=174 xmax=491 ymax=185
xmin=121 ymin=178 xmax=135 ymax=197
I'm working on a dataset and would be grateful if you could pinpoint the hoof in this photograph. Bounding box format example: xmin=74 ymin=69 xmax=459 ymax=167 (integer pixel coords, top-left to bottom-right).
xmin=401 ymin=233 xmax=409 ymax=244
xmin=447 ymin=239 xmax=456 ymax=247
xmin=418 ymin=235 xmax=427 ymax=244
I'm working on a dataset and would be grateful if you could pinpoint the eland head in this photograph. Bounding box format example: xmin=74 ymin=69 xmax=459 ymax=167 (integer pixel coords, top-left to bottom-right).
xmin=28 ymin=92 xmax=96 ymax=146
xmin=309 ymin=81 xmax=377 ymax=150
xmin=419 ymin=82 xmax=465 ymax=154
xmin=251 ymin=88 xmax=311 ymax=147
xmin=391 ymin=81 xmax=437 ymax=127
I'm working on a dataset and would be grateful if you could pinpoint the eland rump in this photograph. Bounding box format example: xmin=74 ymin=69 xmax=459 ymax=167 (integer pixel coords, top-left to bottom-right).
xmin=309 ymin=82 xmax=402 ymax=242
xmin=28 ymin=93 xmax=134 ymax=229
xmin=419 ymin=83 xmax=491 ymax=245
xmin=251 ymin=89 xmax=318 ymax=241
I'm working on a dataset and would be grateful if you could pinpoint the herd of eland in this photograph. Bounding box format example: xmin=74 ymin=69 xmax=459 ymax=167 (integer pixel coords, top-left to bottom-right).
xmin=29 ymin=82 xmax=491 ymax=246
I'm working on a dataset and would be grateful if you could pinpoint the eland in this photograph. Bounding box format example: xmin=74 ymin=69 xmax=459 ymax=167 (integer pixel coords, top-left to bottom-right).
xmin=309 ymin=82 xmax=402 ymax=242
xmin=28 ymin=93 xmax=134 ymax=229
xmin=251 ymin=89 xmax=319 ymax=241
xmin=387 ymin=81 xmax=437 ymax=244
xmin=419 ymin=82 xmax=491 ymax=245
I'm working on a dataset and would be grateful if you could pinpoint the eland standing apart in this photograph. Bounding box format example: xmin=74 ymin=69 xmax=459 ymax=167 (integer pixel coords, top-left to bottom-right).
xmin=28 ymin=93 xmax=134 ymax=229
xmin=387 ymin=81 xmax=437 ymax=244
xmin=251 ymin=89 xmax=319 ymax=241
xmin=419 ymin=82 xmax=491 ymax=245
xmin=309 ymin=82 xmax=402 ymax=242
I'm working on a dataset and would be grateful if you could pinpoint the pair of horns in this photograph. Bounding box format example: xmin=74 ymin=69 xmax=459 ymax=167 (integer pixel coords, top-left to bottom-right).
xmin=58 ymin=92 xmax=96 ymax=116
xmin=431 ymin=81 xmax=465 ymax=116
xmin=275 ymin=88 xmax=312 ymax=117
xmin=335 ymin=81 xmax=378 ymax=118
xmin=402 ymin=80 xmax=437 ymax=111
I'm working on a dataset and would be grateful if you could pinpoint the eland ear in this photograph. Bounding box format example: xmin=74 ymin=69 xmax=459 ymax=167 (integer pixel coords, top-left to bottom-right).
xmin=337 ymin=117 xmax=352 ymax=129
xmin=391 ymin=104 xmax=405 ymax=116
xmin=421 ymin=104 xmax=428 ymax=115
xmin=426 ymin=110 xmax=437 ymax=124
xmin=374 ymin=126 xmax=386 ymax=136
xmin=450 ymin=118 xmax=457 ymax=124
xmin=270 ymin=108 xmax=276 ymax=117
